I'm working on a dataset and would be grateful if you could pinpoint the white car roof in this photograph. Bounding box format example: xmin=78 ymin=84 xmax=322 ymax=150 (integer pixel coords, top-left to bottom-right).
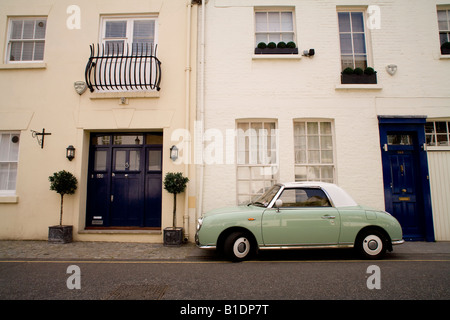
xmin=280 ymin=182 xmax=358 ymax=208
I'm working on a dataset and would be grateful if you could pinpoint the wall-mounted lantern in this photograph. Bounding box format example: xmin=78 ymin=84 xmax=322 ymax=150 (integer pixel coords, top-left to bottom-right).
xmin=66 ymin=145 xmax=75 ymax=161
xmin=170 ymin=145 xmax=178 ymax=161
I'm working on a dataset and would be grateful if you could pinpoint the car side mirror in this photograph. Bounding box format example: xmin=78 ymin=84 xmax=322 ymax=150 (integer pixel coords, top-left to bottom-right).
xmin=275 ymin=199 xmax=283 ymax=212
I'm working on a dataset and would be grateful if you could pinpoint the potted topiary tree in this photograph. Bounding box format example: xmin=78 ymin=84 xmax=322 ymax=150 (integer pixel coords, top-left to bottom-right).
xmin=48 ymin=170 xmax=78 ymax=243
xmin=163 ymin=172 xmax=189 ymax=246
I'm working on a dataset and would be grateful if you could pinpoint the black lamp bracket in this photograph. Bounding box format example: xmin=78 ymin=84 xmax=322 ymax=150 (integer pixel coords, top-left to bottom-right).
xmin=31 ymin=128 xmax=52 ymax=149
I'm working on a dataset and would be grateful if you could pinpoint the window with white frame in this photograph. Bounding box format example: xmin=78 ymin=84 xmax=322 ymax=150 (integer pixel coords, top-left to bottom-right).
xmin=6 ymin=17 xmax=47 ymax=62
xmin=337 ymin=10 xmax=368 ymax=70
xmin=255 ymin=10 xmax=295 ymax=46
xmin=101 ymin=16 xmax=157 ymax=54
xmin=425 ymin=121 xmax=450 ymax=147
xmin=438 ymin=9 xmax=450 ymax=48
xmin=294 ymin=121 xmax=335 ymax=183
xmin=236 ymin=120 xmax=278 ymax=205
xmin=0 ymin=133 xmax=20 ymax=195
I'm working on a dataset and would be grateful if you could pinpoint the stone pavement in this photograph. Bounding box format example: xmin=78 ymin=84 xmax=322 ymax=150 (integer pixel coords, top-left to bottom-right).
xmin=0 ymin=240 xmax=449 ymax=261
xmin=0 ymin=240 xmax=205 ymax=261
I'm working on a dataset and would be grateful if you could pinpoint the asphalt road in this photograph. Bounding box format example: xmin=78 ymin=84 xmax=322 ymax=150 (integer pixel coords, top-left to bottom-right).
xmin=1 ymin=248 xmax=449 ymax=301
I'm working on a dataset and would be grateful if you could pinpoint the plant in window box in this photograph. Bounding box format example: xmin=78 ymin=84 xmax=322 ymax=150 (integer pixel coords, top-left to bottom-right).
xmin=341 ymin=67 xmax=377 ymax=84
xmin=48 ymin=170 xmax=78 ymax=244
xmin=163 ymin=172 xmax=189 ymax=246
xmin=254 ymin=41 xmax=298 ymax=55
xmin=441 ymin=42 xmax=450 ymax=55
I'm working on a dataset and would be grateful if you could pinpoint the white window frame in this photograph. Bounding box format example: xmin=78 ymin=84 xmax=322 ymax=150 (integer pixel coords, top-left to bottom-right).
xmin=0 ymin=132 xmax=20 ymax=196
xmin=337 ymin=8 xmax=372 ymax=70
xmin=99 ymin=15 xmax=158 ymax=54
xmin=426 ymin=120 xmax=450 ymax=150
xmin=236 ymin=120 xmax=278 ymax=205
xmin=5 ymin=17 xmax=47 ymax=64
xmin=438 ymin=8 xmax=450 ymax=45
xmin=254 ymin=8 xmax=296 ymax=47
xmin=293 ymin=120 xmax=336 ymax=183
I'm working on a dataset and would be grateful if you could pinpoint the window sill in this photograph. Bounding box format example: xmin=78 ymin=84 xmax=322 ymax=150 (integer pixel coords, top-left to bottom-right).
xmin=89 ymin=91 xmax=160 ymax=99
xmin=335 ymin=83 xmax=383 ymax=90
xmin=427 ymin=146 xmax=450 ymax=151
xmin=0 ymin=62 xmax=47 ymax=70
xmin=252 ymin=54 xmax=301 ymax=60
xmin=0 ymin=196 xmax=19 ymax=203
xmin=439 ymin=54 xmax=450 ymax=59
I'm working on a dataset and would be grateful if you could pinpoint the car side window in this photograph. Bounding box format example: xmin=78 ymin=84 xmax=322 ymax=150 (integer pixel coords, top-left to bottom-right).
xmin=278 ymin=188 xmax=331 ymax=207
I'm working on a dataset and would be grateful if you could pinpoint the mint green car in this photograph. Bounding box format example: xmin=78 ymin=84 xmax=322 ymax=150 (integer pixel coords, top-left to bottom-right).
xmin=195 ymin=182 xmax=404 ymax=261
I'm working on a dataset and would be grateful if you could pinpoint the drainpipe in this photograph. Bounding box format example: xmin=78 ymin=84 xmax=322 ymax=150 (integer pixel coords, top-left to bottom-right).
xmin=197 ymin=0 xmax=206 ymax=232
xmin=183 ymin=0 xmax=193 ymax=241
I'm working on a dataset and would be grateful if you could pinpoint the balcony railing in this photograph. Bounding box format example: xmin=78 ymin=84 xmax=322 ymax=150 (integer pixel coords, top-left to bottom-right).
xmin=84 ymin=43 xmax=161 ymax=93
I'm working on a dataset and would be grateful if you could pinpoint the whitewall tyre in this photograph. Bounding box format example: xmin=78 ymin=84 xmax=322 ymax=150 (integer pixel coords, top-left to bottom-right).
xmin=357 ymin=230 xmax=387 ymax=259
xmin=224 ymin=232 xmax=253 ymax=262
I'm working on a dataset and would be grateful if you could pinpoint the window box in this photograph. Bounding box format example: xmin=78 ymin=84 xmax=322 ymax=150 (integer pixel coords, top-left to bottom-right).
xmin=255 ymin=41 xmax=298 ymax=55
xmin=341 ymin=73 xmax=377 ymax=84
xmin=341 ymin=67 xmax=377 ymax=84
xmin=254 ymin=47 xmax=298 ymax=55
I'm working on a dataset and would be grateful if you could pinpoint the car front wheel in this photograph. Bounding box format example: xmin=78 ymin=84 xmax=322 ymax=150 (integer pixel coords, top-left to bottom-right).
xmin=224 ymin=232 xmax=253 ymax=261
xmin=356 ymin=230 xmax=387 ymax=259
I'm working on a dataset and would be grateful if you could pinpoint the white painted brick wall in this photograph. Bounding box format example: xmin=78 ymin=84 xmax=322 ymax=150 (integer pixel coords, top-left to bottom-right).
xmin=200 ymin=0 xmax=450 ymax=212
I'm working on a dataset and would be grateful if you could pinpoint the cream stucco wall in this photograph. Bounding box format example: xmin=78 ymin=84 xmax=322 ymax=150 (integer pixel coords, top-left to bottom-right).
xmin=199 ymin=0 xmax=450 ymax=214
xmin=0 ymin=0 xmax=198 ymax=241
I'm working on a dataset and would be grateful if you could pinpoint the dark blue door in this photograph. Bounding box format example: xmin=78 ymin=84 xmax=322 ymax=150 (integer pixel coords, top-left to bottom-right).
xmin=111 ymin=148 xmax=144 ymax=226
xmin=86 ymin=147 xmax=111 ymax=226
xmin=384 ymin=141 xmax=423 ymax=239
xmin=86 ymin=133 xmax=162 ymax=229
xmin=378 ymin=117 xmax=435 ymax=241
xmin=145 ymin=147 xmax=163 ymax=227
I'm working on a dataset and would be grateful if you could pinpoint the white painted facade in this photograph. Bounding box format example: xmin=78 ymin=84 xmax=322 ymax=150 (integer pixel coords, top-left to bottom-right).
xmin=197 ymin=0 xmax=450 ymax=240
xmin=0 ymin=0 xmax=198 ymax=242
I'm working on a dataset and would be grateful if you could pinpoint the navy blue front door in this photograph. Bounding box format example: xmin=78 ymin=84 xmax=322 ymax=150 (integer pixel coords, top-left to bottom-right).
xmin=383 ymin=136 xmax=423 ymax=238
xmin=110 ymin=148 xmax=144 ymax=226
xmin=86 ymin=133 xmax=162 ymax=228
xmin=378 ymin=117 xmax=434 ymax=241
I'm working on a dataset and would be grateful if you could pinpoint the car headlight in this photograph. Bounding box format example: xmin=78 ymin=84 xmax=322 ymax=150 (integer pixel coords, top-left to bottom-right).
xmin=196 ymin=217 xmax=204 ymax=231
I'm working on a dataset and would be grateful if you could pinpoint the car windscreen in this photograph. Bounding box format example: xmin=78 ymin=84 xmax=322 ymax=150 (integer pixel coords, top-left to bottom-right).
xmin=250 ymin=185 xmax=281 ymax=207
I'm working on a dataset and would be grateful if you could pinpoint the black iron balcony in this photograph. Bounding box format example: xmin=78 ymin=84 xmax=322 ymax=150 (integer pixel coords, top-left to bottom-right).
xmin=85 ymin=43 xmax=161 ymax=92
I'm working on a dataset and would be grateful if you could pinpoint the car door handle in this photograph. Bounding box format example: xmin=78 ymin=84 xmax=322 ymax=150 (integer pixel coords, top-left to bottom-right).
xmin=321 ymin=215 xmax=335 ymax=219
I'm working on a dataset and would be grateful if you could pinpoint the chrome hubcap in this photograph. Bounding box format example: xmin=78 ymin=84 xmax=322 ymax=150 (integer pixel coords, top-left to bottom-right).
xmin=363 ymin=235 xmax=383 ymax=256
xmin=368 ymin=240 xmax=378 ymax=250
xmin=233 ymin=237 xmax=250 ymax=258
